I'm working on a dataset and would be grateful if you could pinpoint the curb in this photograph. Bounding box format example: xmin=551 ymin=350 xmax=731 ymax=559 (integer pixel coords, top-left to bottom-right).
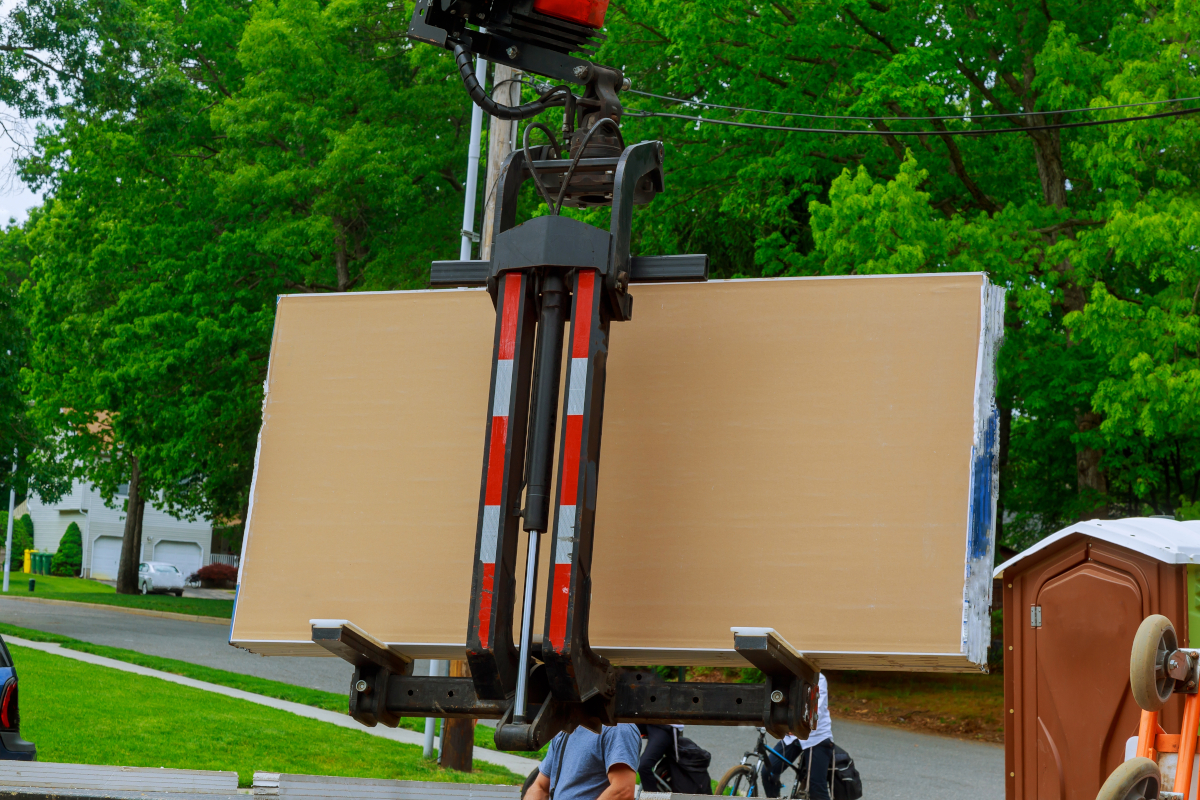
xmin=0 ymin=594 xmax=230 ymax=626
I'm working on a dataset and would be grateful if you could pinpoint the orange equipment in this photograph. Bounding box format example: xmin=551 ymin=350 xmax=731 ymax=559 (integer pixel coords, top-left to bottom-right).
xmin=1098 ymin=615 xmax=1200 ymax=800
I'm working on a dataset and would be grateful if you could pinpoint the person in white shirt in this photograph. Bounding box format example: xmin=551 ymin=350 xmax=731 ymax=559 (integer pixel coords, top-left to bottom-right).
xmin=762 ymin=673 xmax=833 ymax=800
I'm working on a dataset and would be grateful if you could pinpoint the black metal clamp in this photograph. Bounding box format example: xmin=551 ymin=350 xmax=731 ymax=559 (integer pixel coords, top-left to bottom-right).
xmin=314 ymin=620 xmax=819 ymax=747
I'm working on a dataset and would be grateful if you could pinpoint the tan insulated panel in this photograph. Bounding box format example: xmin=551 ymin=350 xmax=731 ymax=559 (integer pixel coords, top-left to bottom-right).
xmin=232 ymin=273 xmax=1003 ymax=671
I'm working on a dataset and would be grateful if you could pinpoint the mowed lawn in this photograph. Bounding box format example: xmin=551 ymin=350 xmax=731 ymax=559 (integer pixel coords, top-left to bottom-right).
xmin=11 ymin=645 xmax=522 ymax=787
xmin=10 ymin=574 xmax=233 ymax=618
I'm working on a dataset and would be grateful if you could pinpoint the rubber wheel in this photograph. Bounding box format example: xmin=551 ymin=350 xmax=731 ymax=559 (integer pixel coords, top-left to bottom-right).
xmin=1131 ymin=614 xmax=1178 ymax=712
xmin=1095 ymin=757 xmax=1160 ymax=800
xmin=173 ymin=590 xmax=183 ymax=597
xmin=716 ymin=764 xmax=756 ymax=797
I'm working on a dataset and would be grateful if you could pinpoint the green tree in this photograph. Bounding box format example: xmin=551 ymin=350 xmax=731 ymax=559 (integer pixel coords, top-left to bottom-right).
xmin=1 ymin=511 xmax=34 ymax=570
xmin=598 ymin=0 xmax=1200 ymax=544
xmin=51 ymin=520 xmax=82 ymax=576
xmin=10 ymin=0 xmax=477 ymax=592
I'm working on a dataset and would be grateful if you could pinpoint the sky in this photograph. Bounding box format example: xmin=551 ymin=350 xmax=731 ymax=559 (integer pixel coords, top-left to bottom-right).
xmin=0 ymin=172 xmax=41 ymax=226
xmin=0 ymin=103 xmax=42 ymax=226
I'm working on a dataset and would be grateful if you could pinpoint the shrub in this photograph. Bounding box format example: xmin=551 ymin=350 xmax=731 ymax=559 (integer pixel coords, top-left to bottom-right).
xmin=188 ymin=562 xmax=238 ymax=583
xmin=2 ymin=513 xmax=34 ymax=570
xmin=52 ymin=522 xmax=83 ymax=576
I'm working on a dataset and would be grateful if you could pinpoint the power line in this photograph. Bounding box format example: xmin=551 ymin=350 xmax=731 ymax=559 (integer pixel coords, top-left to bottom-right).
xmin=625 ymin=89 xmax=1200 ymax=122
xmin=624 ymin=104 xmax=1200 ymax=136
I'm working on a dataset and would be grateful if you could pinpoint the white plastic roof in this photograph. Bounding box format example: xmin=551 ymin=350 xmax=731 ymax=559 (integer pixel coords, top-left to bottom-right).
xmin=994 ymin=517 xmax=1200 ymax=577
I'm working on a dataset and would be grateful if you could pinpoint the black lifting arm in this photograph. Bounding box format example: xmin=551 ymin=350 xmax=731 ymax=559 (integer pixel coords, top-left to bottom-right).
xmin=314 ymin=622 xmax=820 ymax=746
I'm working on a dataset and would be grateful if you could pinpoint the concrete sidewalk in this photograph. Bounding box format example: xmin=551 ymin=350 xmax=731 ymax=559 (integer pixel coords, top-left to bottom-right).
xmin=5 ymin=635 xmax=539 ymax=776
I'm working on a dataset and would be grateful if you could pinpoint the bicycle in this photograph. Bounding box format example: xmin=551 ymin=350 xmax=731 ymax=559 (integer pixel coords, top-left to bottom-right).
xmin=716 ymin=728 xmax=821 ymax=799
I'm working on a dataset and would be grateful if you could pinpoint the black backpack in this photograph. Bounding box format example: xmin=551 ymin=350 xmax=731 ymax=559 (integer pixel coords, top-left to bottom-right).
xmin=831 ymin=743 xmax=863 ymax=800
xmin=665 ymin=735 xmax=713 ymax=795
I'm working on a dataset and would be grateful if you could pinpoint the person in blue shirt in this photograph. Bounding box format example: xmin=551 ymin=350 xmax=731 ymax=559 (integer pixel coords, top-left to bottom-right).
xmin=762 ymin=674 xmax=833 ymax=800
xmin=525 ymin=724 xmax=641 ymax=800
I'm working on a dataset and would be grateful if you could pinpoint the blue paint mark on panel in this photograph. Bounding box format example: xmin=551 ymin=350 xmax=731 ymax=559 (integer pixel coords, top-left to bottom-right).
xmin=968 ymin=410 xmax=998 ymax=560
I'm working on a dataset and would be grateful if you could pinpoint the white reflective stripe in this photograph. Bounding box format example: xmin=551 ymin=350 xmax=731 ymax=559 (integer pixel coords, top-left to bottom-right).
xmin=480 ymin=505 xmax=500 ymax=562
xmin=566 ymin=358 xmax=588 ymax=416
xmin=493 ymin=359 xmax=514 ymax=417
xmin=555 ymin=506 xmax=575 ymax=563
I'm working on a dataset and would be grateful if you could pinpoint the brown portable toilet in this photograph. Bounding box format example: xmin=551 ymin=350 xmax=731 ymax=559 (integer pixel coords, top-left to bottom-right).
xmin=994 ymin=517 xmax=1200 ymax=800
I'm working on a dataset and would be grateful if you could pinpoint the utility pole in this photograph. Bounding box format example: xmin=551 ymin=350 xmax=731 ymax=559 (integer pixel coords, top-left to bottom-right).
xmin=479 ymin=64 xmax=522 ymax=261
xmin=3 ymin=449 xmax=14 ymax=593
xmin=422 ymin=659 xmax=448 ymax=758
xmin=459 ymin=50 xmax=488 ymax=261
xmin=432 ymin=62 xmax=491 ymax=763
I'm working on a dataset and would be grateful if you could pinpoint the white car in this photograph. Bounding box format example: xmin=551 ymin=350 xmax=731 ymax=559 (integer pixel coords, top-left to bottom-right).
xmin=137 ymin=562 xmax=185 ymax=596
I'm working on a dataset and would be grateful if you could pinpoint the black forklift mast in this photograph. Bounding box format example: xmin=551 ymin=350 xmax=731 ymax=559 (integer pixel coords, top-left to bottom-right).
xmin=312 ymin=0 xmax=821 ymax=752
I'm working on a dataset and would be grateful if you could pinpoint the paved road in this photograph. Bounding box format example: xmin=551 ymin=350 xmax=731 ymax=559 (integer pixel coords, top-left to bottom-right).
xmin=0 ymin=596 xmax=356 ymax=693
xmin=0 ymin=597 xmax=1004 ymax=798
xmin=682 ymin=722 xmax=1002 ymax=800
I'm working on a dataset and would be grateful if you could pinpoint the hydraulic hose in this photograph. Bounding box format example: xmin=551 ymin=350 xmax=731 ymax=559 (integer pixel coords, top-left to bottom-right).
xmin=453 ymin=43 xmax=571 ymax=120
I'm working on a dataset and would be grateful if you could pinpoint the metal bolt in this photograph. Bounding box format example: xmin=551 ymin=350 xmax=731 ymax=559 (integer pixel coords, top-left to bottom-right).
xmin=507 ymin=46 xmax=520 ymax=59
xmin=770 ymin=690 xmax=784 ymax=703
xmin=477 ymin=12 xmax=485 ymax=18
xmin=573 ymin=65 xmax=589 ymax=78
xmin=621 ymin=77 xmax=631 ymax=91
xmin=1190 ymin=681 xmax=1197 ymax=688
xmin=1171 ymin=659 xmax=1179 ymax=670
xmin=355 ymin=679 xmax=369 ymax=693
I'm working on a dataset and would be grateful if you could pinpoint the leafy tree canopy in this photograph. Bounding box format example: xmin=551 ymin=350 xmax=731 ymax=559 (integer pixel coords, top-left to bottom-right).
xmin=3 ymin=0 xmax=1200 ymax=552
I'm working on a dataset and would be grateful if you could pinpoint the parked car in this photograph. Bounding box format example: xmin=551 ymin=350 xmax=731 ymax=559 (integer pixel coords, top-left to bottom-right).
xmin=138 ymin=562 xmax=185 ymax=596
xmin=0 ymin=634 xmax=37 ymax=761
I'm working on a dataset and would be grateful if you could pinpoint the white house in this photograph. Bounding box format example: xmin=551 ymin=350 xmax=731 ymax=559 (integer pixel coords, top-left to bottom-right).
xmin=23 ymin=481 xmax=212 ymax=580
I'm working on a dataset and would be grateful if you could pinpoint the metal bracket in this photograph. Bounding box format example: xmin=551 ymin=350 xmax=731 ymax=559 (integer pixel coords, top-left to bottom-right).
xmin=431 ymin=254 xmax=708 ymax=287
xmin=732 ymin=627 xmax=821 ymax=739
xmin=311 ymin=620 xmax=414 ymax=728
xmin=1167 ymin=648 xmax=1200 ymax=694
xmin=310 ymin=619 xmax=412 ymax=675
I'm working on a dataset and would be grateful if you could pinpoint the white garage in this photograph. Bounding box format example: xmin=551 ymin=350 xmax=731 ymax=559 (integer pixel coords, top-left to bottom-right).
xmin=153 ymin=540 xmax=202 ymax=580
xmin=90 ymin=536 xmax=123 ymax=581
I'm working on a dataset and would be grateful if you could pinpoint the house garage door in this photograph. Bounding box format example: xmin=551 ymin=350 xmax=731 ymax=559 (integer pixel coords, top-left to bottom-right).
xmin=153 ymin=541 xmax=202 ymax=580
xmin=90 ymin=536 xmax=123 ymax=580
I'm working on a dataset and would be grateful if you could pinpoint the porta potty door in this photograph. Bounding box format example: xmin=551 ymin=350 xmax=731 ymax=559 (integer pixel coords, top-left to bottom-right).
xmin=1032 ymin=557 xmax=1146 ymax=799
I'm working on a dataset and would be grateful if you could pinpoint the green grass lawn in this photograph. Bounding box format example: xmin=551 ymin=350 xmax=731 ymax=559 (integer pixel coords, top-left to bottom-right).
xmin=3 ymin=574 xmax=233 ymax=618
xmin=10 ymin=643 xmax=522 ymax=787
xmin=0 ymin=622 xmax=544 ymax=760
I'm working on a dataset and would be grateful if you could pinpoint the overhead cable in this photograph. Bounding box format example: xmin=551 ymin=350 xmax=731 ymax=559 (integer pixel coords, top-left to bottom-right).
xmin=626 ymin=89 xmax=1200 ymax=122
xmin=623 ymin=105 xmax=1200 ymax=136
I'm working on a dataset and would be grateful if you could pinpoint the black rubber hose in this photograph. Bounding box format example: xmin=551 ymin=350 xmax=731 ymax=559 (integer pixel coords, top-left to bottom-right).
xmin=453 ymin=43 xmax=570 ymax=120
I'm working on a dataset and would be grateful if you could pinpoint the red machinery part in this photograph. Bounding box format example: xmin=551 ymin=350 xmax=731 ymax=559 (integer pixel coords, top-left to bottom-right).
xmin=0 ymin=678 xmax=16 ymax=730
xmin=532 ymin=0 xmax=608 ymax=28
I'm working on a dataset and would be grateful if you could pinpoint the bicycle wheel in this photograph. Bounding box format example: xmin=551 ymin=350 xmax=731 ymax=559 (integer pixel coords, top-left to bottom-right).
xmin=717 ymin=764 xmax=757 ymax=797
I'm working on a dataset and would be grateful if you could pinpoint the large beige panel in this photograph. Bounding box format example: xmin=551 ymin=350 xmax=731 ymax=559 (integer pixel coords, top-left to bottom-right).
xmin=233 ymin=274 xmax=986 ymax=671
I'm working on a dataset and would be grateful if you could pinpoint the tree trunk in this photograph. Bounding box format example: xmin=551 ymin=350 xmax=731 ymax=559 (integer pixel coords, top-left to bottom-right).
xmin=1074 ymin=411 xmax=1108 ymax=519
xmin=115 ymin=456 xmax=146 ymax=594
xmin=480 ymin=65 xmax=521 ymax=262
xmin=1026 ymin=125 xmax=1109 ymax=510
xmin=439 ymin=660 xmax=475 ymax=772
xmin=334 ymin=225 xmax=351 ymax=292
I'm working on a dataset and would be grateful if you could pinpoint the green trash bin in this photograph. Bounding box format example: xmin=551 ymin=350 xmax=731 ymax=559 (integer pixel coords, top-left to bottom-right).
xmin=37 ymin=552 xmax=49 ymax=575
